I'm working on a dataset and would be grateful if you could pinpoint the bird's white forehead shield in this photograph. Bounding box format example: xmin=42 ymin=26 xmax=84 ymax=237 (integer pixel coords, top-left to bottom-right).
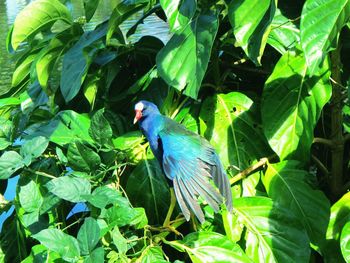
xmin=135 ymin=102 xmax=144 ymax=111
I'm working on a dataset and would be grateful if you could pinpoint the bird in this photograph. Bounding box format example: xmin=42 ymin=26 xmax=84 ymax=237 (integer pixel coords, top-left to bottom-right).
xmin=133 ymin=100 xmax=232 ymax=224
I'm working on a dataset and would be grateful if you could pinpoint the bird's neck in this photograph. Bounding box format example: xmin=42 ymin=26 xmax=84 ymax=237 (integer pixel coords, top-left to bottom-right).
xmin=139 ymin=113 xmax=163 ymax=142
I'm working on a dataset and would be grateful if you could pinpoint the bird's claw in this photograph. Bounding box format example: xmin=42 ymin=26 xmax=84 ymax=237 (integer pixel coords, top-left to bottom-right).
xmin=162 ymin=224 xmax=183 ymax=237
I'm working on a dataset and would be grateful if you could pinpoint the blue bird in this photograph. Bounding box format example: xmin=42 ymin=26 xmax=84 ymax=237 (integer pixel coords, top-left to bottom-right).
xmin=134 ymin=100 xmax=232 ymax=224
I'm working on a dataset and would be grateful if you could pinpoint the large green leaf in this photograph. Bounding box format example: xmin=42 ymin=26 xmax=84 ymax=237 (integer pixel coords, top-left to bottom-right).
xmin=11 ymin=0 xmax=72 ymax=50
xmin=262 ymin=50 xmax=331 ymax=161
xmin=84 ymin=247 xmax=104 ymax=263
xmin=300 ymin=0 xmax=350 ymax=75
xmin=83 ymin=0 xmax=100 ymax=22
xmin=341 ymin=221 xmax=350 ymax=262
xmin=60 ymin=23 xmax=107 ymax=103
xmin=263 ymin=161 xmax=330 ymax=249
xmin=233 ymin=197 xmax=310 ymax=263
xmin=267 ymin=8 xmax=299 ymax=54
xmin=25 ymin=110 xmax=93 ymax=146
xmin=77 ymin=217 xmax=100 ymax=256
xmin=12 ymin=51 xmax=37 ymax=87
xmin=166 ymin=232 xmax=252 ymax=263
xmin=46 ymin=175 xmax=91 ymax=202
xmin=160 ymin=0 xmax=196 ymax=32
xmin=19 ymin=179 xmax=43 ymax=213
xmin=228 ymin=0 xmax=277 ymax=65
xmin=200 ymin=92 xmax=272 ymax=170
xmin=0 ymin=151 xmax=24 ymax=179
xmin=156 ymin=11 xmax=218 ymax=99
xmin=36 ymin=25 xmax=83 ymax=89
xmin=32 ymin=228 xmax=80 ymax=263
xmin=67 ymin=141 xmax=101 ymax=172
xmin=126 ymin=158 xmax=170 ymax=225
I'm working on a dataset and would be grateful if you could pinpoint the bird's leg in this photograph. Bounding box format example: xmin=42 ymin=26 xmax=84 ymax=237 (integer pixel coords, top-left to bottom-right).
xmin=163 ymin=188 xmax=176 ymax=227
xmin=162 ymin=188 xmax=183 ymax=236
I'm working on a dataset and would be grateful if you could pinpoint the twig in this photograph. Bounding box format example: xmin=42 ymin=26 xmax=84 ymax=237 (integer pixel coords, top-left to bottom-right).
xmin=229 ymin=157 xmax=270 ymax=185
xmin=313 ymin=137 xmax=333 ymax=148
xmin=311 ymin=154 xmax=330 ymax=177
xmin=24 ymin=168 xmax=56 ymax=179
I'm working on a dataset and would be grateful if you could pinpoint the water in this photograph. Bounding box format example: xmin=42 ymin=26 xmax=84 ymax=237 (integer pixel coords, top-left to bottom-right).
xmin=0 ymin=0 xmax=170 ymax=231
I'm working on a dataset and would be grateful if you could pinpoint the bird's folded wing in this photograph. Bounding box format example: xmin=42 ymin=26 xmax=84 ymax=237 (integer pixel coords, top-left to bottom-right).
xmin=159 ymin=126 xmax=232 ymax=222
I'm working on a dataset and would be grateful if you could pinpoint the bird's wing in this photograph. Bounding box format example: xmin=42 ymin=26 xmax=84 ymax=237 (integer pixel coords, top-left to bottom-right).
xmin=158 ymin=119 xmax=232 ymax=223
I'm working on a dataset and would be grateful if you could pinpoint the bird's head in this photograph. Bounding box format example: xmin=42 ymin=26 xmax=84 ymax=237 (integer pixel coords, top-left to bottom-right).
xmin=133 ymin=100 xmax=160 ymax=124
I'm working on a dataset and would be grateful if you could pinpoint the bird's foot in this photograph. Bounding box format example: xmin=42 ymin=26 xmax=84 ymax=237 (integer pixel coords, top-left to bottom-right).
xmin=162 ymin=224 xmax=183 ymax=237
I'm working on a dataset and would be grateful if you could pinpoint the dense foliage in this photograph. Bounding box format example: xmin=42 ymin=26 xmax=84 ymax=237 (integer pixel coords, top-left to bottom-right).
xmin=1 ymin=0 xmax=350 ymax=262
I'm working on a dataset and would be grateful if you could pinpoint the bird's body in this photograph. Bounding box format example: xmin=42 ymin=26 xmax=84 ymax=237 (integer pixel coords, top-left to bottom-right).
xmin=134 ymin=100 xmax=232 ymax=223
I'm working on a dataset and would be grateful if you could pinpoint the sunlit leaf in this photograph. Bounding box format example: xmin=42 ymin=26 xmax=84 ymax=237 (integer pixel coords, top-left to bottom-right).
xmin=84 ymin=0 xmax=100 ymax=22
xmin=267 ymin=8 xmax=299 ymax=54
xmin=167 ymin=232 xmax=252 ymax=263
xmin=228 ymin=0 xmax=277 ymax=64
xmin=160 ymin=0 xmax=196 ymax=32
xmin=200 ymin=92 xmax=272 ymax=170
xmin=89 ymin=109 xmax=113 ymax=147
xmin=20 ymin=136 xmax=49 ymax=166
xmin=262 ymin=49 xmax=331 ymax=161
xmin=264 ymin=161 xmax=330 ymax=249
xmin=25 ymin=110 xmax=93 ymax=146
xmin=77 ymin=217 xmax=100 ymax=255
xmin=137 ymin=246 xmax=168 ymax=263
xmin=46 ymin=175 xmax=91 ymax=202
xmin=67 ymin=141 xmax=101 ymax=172
xmin=157 ymin=11 xmax=218 ymax=99
xmin=32 ymin=228 xmax=80 ymax=263
xmin=11 ymin=0 xmax=72 ymax=50
xmin=233 ymin=197 xmax=310 ymax=263
xmin=341 ymin=221 xmax=350 ymax=262
xmin=83 ymin=186 xmax=124 ymax=209
xmin=60 ymin=23 xmax=107 ymax=102
xmin=19 ymin=180 xmax=43 ymax=213
xmin=301 ymin=0 xmax=350 ymax=75
xmin=0 ymin=151 xmax=24 ymax=180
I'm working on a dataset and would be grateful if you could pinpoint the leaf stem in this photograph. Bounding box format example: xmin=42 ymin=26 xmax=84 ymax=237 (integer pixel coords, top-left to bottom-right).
xmin=313 ymin=137 xmax=333 ymax=148
xmin=229 ymin=156 xmax=273 ymax=185
xmin=24 ymin=168 xmax=56 ymax=179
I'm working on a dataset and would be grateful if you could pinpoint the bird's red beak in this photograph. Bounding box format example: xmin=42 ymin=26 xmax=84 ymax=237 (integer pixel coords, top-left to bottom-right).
xmin=133 ymin=110 xmax=142 ymax=124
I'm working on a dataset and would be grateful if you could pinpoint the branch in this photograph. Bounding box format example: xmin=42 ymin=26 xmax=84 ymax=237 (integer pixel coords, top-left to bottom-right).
xmin=229 ymin=157 xmax=271 ymax=185
xmin=313 ymin=137 xmax=333 ymax=148
xmin=311 ymin=154 xmax=330 ymax=177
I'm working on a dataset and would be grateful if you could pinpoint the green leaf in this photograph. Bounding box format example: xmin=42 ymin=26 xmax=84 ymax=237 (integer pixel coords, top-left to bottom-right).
xmin=156 ymin=11 xmax=219 ymax=99
xmin=36 ymin=25 xmax=83 ymax=89
xmin=228 ymin=0 xmax=277 ymax=65
xmin=12 ymin=51 xmax=36 ymax=87
xmin=200 ymin=92 xmax=272 ymax=170
xmin=341 ymin=222 xmax=350 ymax=262
xmin=32 ymin=228 xmax=80 ymax=263
xmin=25 ymin=110 xmax=93 ymax=146
xmin=46 ymin=175 xmax=91 ymax=202
xmin=11 ymin=0 xmax=72 ymax=50
xmin=22 ymin=244 xmax=62 ymax=263
xmin=60 ymin=23 xmax=107 ymax=103
xmin=84 ymin=247 xmax=104 ymax=263
xmin=101 ymin=203 xmax=136 ymax=228
xmin=83 ymin=186 xmax=123 ymax=209
xmin=77 ymin=217 xmax=100 ymax=255
xmin=0 ymin=151 xmax=24 ymax=179
xmin=89 ymin=109 xmax=113 ymax=147
xmin=233 ymin=197 xmax=310 ymax=263
xmin=263 ymin=161 xmax=330 ymax=249
xmin=267 ymin=8 xmax=299 ymax=54
xmin=126 ymin=158 xmax=170 ymax=225
xmin=106 ymin=2 xmax=146 ymax=45
xmin=111 ymin=227 xmax=128 ymax=254
xmin=301 ymin=0 xmax=350 ymax=75
xmin=84 ymin=0 xmax=100 ymax=22
xmin=160 ymin=0 xmax=196 ymax=32
xmin=262 ymin=50 xmax=332 ymax=161
xmin=137 ymin=246 xmax=168 ymax=263
xmin=20 ymin=136 xmax=49 ymax=166
xmin=67 ymin=141 xmax=101 ymax=172
xmin=19 ymin=179 xmax=43 ymax=213
xmin=129 ymin=207 xmax=148 ymax=229
xmin=327 ymin=192 xmax=350 ymax=241
xmin=167 ymin=232 xmax=252 ymax=263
